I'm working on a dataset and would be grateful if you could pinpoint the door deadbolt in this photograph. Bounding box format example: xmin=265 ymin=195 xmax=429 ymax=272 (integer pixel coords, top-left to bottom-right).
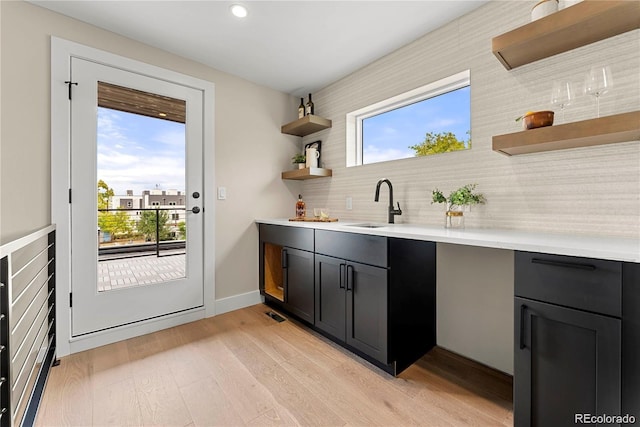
xmin=192 ymin=191 xmax=200 ymax=199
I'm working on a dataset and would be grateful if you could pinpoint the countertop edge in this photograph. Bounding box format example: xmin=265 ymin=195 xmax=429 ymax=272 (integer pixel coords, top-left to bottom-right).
xmin=255 ymin=219 xmax=640 ymax=263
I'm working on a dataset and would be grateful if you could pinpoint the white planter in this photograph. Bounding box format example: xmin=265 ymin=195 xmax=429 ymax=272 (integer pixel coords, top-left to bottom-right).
xmin=531 ymin=0 xmax=558 ymax=21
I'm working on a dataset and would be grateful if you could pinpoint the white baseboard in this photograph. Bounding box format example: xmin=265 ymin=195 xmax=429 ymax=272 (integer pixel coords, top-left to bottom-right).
xmin=62 ymin=291 xmax=264 ymax=356
xmin=214 ymin=290 xmax=264 ymax=316
xmin=66 ymin=308 xmax=205 ymax=356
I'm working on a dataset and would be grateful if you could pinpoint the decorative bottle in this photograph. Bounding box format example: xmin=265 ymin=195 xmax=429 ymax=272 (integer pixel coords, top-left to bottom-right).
xmin=305 ymin=93 xmax=314 ymax=116
xmin=298 ymin=98 xmax=305 ymax=119
xmin=296 ymin=194 xmax=306 ymax=218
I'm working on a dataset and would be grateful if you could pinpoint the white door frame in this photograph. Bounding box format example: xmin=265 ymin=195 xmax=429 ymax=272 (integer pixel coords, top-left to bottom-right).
xmin=51 ymin=37 xmax=216 ymax=357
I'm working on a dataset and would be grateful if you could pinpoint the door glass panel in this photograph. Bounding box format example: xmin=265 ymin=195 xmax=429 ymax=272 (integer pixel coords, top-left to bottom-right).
xmin=96 ymin=82 xmax=187 ymax=292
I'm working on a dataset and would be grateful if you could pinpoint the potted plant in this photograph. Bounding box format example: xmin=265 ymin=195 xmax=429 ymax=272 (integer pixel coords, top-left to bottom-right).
xmin=432 ymin=184 xmax=485 ymax=228
xmin=291 ymin=153 xmax=306 ymax=169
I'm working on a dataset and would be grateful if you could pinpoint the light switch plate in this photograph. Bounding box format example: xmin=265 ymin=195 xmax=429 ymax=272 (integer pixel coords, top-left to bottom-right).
xmin=217 ymin=187 xmax=227 ymax=200
xmin=346 ymin=197 xmax=352 ymax=210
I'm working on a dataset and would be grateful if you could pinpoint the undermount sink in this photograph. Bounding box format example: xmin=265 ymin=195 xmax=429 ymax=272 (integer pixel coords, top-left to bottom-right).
xmin=345 ymin=223 xmax=387 ymax=229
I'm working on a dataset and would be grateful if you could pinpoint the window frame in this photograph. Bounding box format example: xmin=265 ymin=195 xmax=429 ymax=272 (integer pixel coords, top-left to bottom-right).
xmin=346 ymin=69 xmax=470 ymax=167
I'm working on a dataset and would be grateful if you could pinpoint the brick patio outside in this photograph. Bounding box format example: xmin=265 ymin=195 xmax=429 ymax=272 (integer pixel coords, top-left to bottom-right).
xmin=98 ymin=254 xmax=185 ymax=291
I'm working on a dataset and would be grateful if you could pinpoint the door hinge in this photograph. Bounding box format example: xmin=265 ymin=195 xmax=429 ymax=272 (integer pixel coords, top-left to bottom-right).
xmin=69 ymin=188 xmax=72 ymax=203
xmin=69 ymin=293 xmax=73 ymax=308
xmin=64 ymin=81 xmax=78 ymax=100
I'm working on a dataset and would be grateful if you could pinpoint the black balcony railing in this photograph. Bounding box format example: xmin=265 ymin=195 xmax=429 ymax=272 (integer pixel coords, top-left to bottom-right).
xmin=98 ymin=207 xmax=186 ymax=261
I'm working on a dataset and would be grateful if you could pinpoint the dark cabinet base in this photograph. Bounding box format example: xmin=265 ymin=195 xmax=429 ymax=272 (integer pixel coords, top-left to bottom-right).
xmin=260 ymin=225 xmax=436 ymax=376
xmin=514 ymin=297 xmax=621 ymax=427
xmin=388 ymin=238 xmax=437 ymax=373
xmin=623 ymin=262 xmax=640 ymax=418
xmin=264 ymin=299 xmax=401 ymax=375
xmin=513 ymin=251 xmax=640 ymax=426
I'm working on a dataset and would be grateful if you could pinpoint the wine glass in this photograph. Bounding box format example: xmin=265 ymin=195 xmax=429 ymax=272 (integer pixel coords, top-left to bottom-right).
xmin=550 ymin=80 xmax=574 ymax=123
xmin=584 ymin=65 xmax=613 ymax=118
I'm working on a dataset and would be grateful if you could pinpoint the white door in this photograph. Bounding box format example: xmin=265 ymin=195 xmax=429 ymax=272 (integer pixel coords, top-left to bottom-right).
xmin=70 ymin=57 xmax=204 ymax=336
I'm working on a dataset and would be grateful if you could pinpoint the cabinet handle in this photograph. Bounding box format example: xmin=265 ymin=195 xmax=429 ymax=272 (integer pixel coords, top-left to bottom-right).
xmin=346 ymin=265 xmax=354 ymax=292
xmin=339 ymin=264 xmax=345 ymax=289
xmin=519 ymin=304 xmax=527 ymax=349
xmin=281 ymin=249 xmax=288 ymax=269
xmin=531 ymin=258 xmax=596 ymax=271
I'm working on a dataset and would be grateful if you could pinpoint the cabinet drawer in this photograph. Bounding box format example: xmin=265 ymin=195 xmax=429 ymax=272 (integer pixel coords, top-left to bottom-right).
xmin=515 ymin=251 xmax=622 ymax=317
xmin=315 ymin=230 xmax=387 ymax=267
xmin=260 ymin=224 xmax=314 ymax=252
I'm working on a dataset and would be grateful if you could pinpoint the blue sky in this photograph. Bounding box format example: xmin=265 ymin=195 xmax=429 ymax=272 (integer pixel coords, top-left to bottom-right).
xmin=97 ymin=108 xmax=185 ymax=195
xmin=362 ymin=86 xmax=470 ymax=164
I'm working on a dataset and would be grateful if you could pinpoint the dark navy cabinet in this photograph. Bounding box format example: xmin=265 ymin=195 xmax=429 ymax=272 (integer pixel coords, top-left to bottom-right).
xmin=259 ymin=224 xmax=315 ymax=324
xmin=315 ymin=253 xmax=388 ymax=364
xmin=623 ymin=262 xmax=640 ymax=419
xmin=260 ymin=225 xmax=436 ymax=375
xmin=314 ymin=230 xmax=436 ymax=375
xmin=514 ymin=297 xmax=621 ymax=426
xmin=513 ymin=251 xmax=635 ymax=427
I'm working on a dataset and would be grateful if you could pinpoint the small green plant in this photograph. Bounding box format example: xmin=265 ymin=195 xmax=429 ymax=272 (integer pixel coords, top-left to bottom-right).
xmin=291 ymin=153 xmax=306 ymax=164
xmin=432 ymin=184 xmax=486 ymax=209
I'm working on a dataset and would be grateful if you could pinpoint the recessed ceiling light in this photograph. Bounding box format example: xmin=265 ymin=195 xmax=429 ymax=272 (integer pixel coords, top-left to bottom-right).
xmin=230 ymin=4 xmax=248 ymax=18
xmin=158 ymin=112 xmax=167 ymax=117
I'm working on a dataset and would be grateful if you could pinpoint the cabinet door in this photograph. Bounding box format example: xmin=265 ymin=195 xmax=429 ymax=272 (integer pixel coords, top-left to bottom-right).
xmin=315 ymin=254 xmax=346 ymax=341
xmin=346 ymin=262 xmax=388 ymax=364
xmin=514 ymin=297 xmax=621 ymax=427
xmin=283 ymin=247 xmax=314 ymax=324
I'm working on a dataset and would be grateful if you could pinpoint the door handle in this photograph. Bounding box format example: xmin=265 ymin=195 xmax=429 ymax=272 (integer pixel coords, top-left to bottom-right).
xmin=282 ymin=249 xmax=288 ymax=269
xmin=346 ymin=265 xmax=354 ymax=292
xmin=519 ymin=304 xmax=527 ymax=349
xmin=339 ymin=264 xmax=345 ymax=289
xmin=190 ymin=206 xmax=201 ymax=214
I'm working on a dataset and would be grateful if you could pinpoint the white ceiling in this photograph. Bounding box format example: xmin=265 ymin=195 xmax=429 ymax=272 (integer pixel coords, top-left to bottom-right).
xmin=31 ymin=0 xmax=488 ymax=96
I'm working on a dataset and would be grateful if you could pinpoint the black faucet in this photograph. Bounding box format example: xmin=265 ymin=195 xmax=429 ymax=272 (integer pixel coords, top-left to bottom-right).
xmin=374 ymin=178 xmax=402 ymax=224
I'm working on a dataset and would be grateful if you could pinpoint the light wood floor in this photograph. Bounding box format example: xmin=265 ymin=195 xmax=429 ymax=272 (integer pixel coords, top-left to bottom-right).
xmin=36 ymin=304 xmax=513 ymax=426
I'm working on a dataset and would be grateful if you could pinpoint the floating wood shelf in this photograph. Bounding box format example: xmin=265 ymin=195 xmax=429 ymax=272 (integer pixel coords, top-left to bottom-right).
xmin=281 ymin=115 xmax=332 ymax=137
xmin=493 ymin=111 xmax=640 ymax=156
xmin=281 ymin=167 xmax=333 ymax=180
xmin=492 ymin=1 xmax=640 ymax=70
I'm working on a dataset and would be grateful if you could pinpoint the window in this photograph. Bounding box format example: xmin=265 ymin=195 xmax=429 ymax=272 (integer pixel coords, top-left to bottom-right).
xmin=169 ymin=202 xmax=176 ymax=206
xmin=171 ymin=213 xmax=180 ymax=220
xmin=346 ymin=70 xmax=470 ymax=167
xmin=126 ymin=201 xmax=132 ymax=208
xmin=151 ymin=201 xmax=160 ymax=206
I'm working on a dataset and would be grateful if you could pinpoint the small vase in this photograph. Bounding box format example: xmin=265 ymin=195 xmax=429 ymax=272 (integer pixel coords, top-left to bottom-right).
xmin=445 ymin=204 xmax=465 ymax=229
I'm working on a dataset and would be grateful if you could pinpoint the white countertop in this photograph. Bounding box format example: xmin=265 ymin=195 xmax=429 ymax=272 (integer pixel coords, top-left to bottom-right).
xmin=255 ymin=219 xmax=640 ymax=263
